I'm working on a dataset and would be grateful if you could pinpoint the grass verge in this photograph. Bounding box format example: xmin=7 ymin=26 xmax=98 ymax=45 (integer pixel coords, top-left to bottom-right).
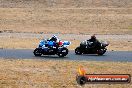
xmin=0 ymin=37 xmax=132 ymax=51
xmin=0 ymin=59 xmax=131 ymax=88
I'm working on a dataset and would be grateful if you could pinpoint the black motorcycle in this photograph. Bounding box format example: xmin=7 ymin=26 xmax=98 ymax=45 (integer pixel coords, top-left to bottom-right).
xmin=33 ymin=40 xmax=70 ymax=57
xmin=75 ymin=40 xmax=109 ymax=55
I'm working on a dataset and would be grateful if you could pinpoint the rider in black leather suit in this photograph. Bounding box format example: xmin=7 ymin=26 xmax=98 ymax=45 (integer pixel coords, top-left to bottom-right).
xmin=87 ymin=34 xmax=100 ymax=48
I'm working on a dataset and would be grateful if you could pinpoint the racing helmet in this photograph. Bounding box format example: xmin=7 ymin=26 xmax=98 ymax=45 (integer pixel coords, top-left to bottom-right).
xmin=91 ymin=34 xmax=96 ymax=39
xmin=50 ymin=35 xmax=58 ymax=41
xmin=52 ymin=35 xmax=57 ymax=38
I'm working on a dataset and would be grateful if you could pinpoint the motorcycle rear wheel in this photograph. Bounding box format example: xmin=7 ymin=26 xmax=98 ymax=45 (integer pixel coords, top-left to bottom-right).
xmin=97 ymin=49 xmax=106 ymax=55
xmin=57 ymin=48 xmax=68 ymax=57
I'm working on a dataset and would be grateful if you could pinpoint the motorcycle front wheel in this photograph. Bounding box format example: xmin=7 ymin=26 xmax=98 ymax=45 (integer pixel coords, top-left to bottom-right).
xmin=33 ymin=48 xmax=42 ymax=56
xmin=75 ymin=47 xmax=82 ymax=55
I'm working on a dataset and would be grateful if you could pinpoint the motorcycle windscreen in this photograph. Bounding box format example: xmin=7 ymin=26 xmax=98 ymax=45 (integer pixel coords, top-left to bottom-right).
xmin=39 ymin=40 xmax=45 ymax=47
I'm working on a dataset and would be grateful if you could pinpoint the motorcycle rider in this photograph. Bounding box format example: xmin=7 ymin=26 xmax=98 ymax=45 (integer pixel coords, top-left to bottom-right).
xmin=49 ymin=35 xmax=60 ymax=42
xmin=42 ymin=35 xmax=59 ymax=48
xmin=48 ymin=35 xmax=60 ymax=48
xmin=87 ymin=34 xmax=100 ymax=48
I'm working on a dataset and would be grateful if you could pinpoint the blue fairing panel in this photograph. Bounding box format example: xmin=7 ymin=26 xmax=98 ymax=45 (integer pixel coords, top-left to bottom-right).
xmin=48 ymin=41 xmax=55 ymax=46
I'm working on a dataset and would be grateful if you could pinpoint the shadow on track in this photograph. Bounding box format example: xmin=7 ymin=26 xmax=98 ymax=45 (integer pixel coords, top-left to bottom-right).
xmin=33 ymin=55 xmax=69 ymax=60
xmin=79 ymin=54 xmax=107 ymax=56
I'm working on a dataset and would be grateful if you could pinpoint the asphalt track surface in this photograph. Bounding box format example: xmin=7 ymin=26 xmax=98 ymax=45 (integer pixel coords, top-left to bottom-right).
xmin=0 ymin=49 xmax=132 ymax=62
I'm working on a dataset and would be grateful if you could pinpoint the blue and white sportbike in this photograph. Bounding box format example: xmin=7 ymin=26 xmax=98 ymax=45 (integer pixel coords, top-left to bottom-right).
xmin=33 ymin=39 xmax=71 ymax=57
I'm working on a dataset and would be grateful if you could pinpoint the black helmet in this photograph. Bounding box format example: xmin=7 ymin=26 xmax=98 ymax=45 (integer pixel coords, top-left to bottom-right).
xmin=91 ymin=34 xmax=96 ymax=39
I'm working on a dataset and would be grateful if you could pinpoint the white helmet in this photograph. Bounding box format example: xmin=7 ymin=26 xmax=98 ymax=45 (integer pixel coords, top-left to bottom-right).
xmin=52 ymin=35 xmax=57 ymax=38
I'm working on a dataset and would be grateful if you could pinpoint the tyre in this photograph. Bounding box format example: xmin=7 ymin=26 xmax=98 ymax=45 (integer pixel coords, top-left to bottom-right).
xmin=76 ymin=76 xmax=87 ymax=85
xmin=75 ymin=47 xmax=82 ymax=55
xmin=97 ymin=49 xmax=106 ymax=55
xmin=33 ymin=48 xmax=42 ymax=56
xmin=57 ymin=48 xmax=68 ymax=57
